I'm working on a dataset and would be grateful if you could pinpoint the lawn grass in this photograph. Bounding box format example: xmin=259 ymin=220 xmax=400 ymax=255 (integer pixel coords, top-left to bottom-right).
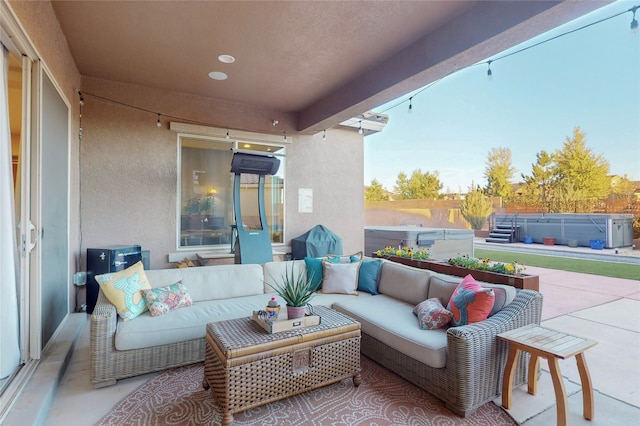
xmin=474 ymin=248 xmax=640 ymax=281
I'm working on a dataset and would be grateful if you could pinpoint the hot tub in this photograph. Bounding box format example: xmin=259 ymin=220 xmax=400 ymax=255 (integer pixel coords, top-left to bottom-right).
xmin=364 ymin=226 xmax=474 ymax=261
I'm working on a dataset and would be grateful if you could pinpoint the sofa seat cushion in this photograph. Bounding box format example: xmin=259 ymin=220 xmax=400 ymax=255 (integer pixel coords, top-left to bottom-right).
xmin=115 ymin=291 xmax=373 ymax=351
xmin=333 ymin=295 xmax=448 ymax=369
xmin=115 ymin=294 xmax=269 ymax=351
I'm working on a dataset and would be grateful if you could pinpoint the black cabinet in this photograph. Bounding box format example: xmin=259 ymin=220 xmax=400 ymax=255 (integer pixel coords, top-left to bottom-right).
xmin=86 ymin=245 xmax=142 ymax=314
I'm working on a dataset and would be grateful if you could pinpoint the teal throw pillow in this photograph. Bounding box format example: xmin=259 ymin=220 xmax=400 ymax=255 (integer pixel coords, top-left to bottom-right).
xmin=304 ymin=257 xmax=338 ymax=291
xmin=357 ymin=259 xmax=382 ymax=295
xmin=327 ymin=251 xmax=363 ymax=263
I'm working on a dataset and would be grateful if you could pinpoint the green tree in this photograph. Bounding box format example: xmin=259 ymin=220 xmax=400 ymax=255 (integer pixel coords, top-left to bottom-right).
xmin=484 ymin=147 xmax=516 ymax=198
xmin=459 ymin=189 xmax=493 ymax=230
xmin=610 ymin=175 xmax=636 ymax=200
xmin=394 ymin=169 xmax=442 ymax=200
xmin=520 ymin=150 xmax=558 ymax=203
xmin=548 ymin=181 xmax=581 ymax=212
xmin=554 ymin=127 xmax=610 ymax=199
xmin=394 ymin=172 xmax=410 ymax=199
xmin=365 ymin=179 xmax=389 ymax=201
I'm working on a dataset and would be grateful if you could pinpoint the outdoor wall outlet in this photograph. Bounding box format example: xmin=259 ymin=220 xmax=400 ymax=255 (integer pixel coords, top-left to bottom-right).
xmin=73 ymin=271 xmax=87 ymax=286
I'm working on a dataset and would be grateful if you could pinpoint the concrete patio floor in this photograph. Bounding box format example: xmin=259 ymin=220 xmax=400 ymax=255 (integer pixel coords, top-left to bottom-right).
xmin=502 ymin=265 xmax=640 ymax=425
xmin=478 ymin=240 xmax=640 ymax=425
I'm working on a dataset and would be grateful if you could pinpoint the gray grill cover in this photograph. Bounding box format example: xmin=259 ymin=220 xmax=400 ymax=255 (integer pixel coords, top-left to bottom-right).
xmin=291 ymin=225 xmax=343 ymax=259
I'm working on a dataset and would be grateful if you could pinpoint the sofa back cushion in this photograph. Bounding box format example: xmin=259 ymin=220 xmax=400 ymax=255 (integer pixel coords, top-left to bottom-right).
xmin=428 ymin=274 xmax=461 ymax=306
xmin=144 ymin=264 xmax=264 ymax=302
xmin=263 ymin=260 xmax=307 ymax=294
xmin=377 ymin=260 xmax=431 ymax=305
xmin=427 ymin=273 xmax=517 ymax=317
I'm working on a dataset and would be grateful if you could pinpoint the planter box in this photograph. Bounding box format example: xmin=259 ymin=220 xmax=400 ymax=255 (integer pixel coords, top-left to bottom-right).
xmin=372 ymin=254 xmax=539 ymax=291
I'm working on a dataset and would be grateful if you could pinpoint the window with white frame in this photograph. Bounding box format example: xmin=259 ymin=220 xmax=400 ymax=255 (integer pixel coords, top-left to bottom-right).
xmin=178 ymin=136 xmax=285 ymax=249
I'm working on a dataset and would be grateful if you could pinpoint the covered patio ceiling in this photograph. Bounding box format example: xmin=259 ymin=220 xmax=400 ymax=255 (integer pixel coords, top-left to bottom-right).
xmin=50 ymin=0 xmax=610 ymax=134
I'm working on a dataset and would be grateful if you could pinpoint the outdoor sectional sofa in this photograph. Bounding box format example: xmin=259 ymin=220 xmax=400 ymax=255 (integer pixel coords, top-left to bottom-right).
xmin=90 ymin=258 xmax=542 ymax=416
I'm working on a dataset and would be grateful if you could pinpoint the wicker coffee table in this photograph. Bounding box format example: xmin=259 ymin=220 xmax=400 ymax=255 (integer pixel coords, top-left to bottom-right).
xmin=203 ymin=305 xmax=361 ymax=425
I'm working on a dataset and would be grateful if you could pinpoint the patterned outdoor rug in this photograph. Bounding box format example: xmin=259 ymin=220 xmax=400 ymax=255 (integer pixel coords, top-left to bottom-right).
xmin=97 ymin=356 xmax=516 ymax=425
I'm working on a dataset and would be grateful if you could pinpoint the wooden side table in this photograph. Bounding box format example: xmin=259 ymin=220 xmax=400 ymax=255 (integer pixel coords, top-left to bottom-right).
xmin=498 ymin=324 xmax=598 ymax=426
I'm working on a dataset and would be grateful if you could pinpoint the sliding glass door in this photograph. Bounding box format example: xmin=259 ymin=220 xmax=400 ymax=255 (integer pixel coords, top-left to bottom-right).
xmin=1 ymin=19 xmax=70 ymax=418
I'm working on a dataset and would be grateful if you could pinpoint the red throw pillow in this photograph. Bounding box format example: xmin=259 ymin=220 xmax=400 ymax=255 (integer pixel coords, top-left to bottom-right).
xmin=447 ymin=274 xmax=495 ymax=326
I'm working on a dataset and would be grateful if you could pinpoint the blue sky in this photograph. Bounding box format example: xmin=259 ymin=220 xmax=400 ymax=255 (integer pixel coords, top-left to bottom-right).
xmin=364 ymin=1 xmax=640 ymax=194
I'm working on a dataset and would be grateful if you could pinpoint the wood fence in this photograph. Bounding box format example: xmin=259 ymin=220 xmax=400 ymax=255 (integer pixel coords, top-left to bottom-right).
xmin=504 ymin=198 xmax=639 ymax=215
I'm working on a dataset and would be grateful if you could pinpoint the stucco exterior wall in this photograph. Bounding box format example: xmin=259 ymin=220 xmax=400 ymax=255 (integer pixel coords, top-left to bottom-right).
xmin=287 ymin=130 xmax=365 ymax=256
xmin=8 ymin=0 xmax=365 ymax=275
xmin=80 ymin=78 xmax=365 ymax=269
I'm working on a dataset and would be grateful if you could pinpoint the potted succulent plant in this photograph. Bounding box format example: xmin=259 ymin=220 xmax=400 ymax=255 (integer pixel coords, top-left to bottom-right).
xmin=266 ymin=264 xmax=316 ymax=319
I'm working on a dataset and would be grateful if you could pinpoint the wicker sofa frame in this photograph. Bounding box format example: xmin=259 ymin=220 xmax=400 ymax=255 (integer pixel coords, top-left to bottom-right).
xmin=359 ymin=289 xmax=543 ymax=417
xmin=90 ymin=291 xmax=206 ymax=388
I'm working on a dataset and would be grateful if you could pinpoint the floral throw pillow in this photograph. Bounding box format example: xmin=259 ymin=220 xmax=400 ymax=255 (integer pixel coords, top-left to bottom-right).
xmin=447 ymin=274 xmax=495 ymax=326
xmin=141 ymin=282 xmax=193 ymax=317
xmin=413 ymin=298 xmax=453 ymax=330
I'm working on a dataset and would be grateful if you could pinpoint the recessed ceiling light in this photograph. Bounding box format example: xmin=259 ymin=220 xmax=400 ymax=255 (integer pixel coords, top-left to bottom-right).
xmin=218 ymin=54 xmax=235 ymax=64
xmin=208 ymin=71 xmax=228 ymax=81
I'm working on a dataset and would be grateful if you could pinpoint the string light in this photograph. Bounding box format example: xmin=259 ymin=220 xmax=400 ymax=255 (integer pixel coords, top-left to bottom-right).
xmin=226 ymin=127 xmax=230 ymax=139
xmin=375 ymin=4 xmax=638 ymax=116
xmin=323 ymin=129 xmax=326 ymax=141
xmin=283 ymin=131 xmax=287 ymax=141
xmin=156 ymin=114 xmax=161 ymax=127
xmin=358 ymin=120 xmax=363 ymax=134
xmin=408 ymin=97 xmax=413 ymax=113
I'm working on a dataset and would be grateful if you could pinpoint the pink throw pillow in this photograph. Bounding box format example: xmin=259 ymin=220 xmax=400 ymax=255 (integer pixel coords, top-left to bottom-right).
xmin=447 ymin=274 xmax=495 ymax=326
